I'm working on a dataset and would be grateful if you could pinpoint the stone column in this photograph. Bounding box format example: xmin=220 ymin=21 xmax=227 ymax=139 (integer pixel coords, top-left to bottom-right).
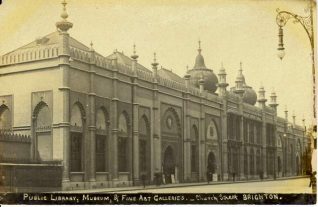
xmin=110 ymin=58 xmax=119 ymax=184
xmin=183 ymin=97 xmax=191 ymax=181
xmin=58 ymin=31 xmax=71 ymax=183
xmin=261 ymin=111 xmax=267 ymax=178
xmin=152 ymin=56 xmax=161 ymax=178
xmin=131 ymin=46 xmax=140 ymax=185
xmin=88 ymin=44 xmax=96 ymax=183
xmin=221 ymin=99 xmax=228 ymax=181
xmin=132 ymin=102 xmax=139 ymax=184
xmin=199 ymin=98 xmax=206 ymax=181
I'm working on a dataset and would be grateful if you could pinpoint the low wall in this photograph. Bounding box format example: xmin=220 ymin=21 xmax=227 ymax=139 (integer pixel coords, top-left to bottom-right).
xmin=0 ymin=163 xmax=63 ymax=192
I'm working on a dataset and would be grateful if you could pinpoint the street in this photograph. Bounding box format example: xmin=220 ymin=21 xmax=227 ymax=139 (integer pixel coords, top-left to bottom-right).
xmin=118 ymin=178 xmax=312 ymax=194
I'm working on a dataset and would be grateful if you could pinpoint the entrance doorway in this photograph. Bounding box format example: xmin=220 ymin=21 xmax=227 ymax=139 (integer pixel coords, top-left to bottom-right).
xmin=163 ymin=146 xmax=175 ymax=184
xmin=207 ymin=152 xmax=216 ymax=181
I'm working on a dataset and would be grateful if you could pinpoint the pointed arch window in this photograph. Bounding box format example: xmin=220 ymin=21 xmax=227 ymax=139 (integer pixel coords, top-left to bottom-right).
xmin=139 ymin=115 xmax=150 ymax=177
xmin=70 ymin=103 xmax=85 ymax=172
xmin=118 ymin=112 xmax=129 ymax=172
xmin=34 ymin=102 xmax=52 ymax=161
xmin=250 ymin=149 xmax=254 ymax=175
xmin=207 ymin=121 xmax=218 ymax=140
xmin=96 ymin=108 xmax=108 ymax=172
xmin=0 ymin=105 xmax=11 ymax=130
xmin=191 ymin=125 xmax=199 ymax=173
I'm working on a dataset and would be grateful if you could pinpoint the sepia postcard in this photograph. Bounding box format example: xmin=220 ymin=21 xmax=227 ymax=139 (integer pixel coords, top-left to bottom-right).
xmin=0 ymin=0 xmax=317 ymax=205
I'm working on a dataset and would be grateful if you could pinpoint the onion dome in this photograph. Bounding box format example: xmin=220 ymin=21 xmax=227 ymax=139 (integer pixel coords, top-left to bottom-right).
xmin=242 ymin=86 xmax=257 ymax=105
xmin=232 ymin=62 xmax=257 ymax=105
xmin=188 ymin=40 xmax=218 ymax=93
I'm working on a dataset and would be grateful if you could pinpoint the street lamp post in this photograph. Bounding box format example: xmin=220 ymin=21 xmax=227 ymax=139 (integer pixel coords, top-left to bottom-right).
xmin=276 ymin=0 xmax=316 ymax=119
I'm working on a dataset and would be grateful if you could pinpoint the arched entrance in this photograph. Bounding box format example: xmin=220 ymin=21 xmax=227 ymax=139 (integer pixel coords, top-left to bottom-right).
xmin=277 ymin=156 xmax=282 ymax=176
xmin=207 ymin=152 xmax=217 ymax=181
xmin=163 ymin=146 xmax=175 ymax=184
xmin=296 ymin=155 xmax=300 ymax=175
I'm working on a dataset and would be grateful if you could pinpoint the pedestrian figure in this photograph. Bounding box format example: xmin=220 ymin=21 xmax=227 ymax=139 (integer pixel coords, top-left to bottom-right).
xmin=309 ymin=171 xmax=316 ymax=193
xmin=141 ymin=173 xmax=146 ymax=188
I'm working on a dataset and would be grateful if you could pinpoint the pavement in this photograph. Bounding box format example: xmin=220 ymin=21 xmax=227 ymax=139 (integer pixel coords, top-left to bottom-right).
xmin=60 ymin=175 xmax=310 ymax=194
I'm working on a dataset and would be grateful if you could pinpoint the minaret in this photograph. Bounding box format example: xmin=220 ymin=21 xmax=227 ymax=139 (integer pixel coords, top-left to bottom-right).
xmin=234 ymin=62 xmax=245 ymax=98
xmin=131 ymin=44 xmax=139 ymax=77
xmin=258 ymin=85 xmax=267 ymax=108
xmin=184 ymin=65 xmax=191 ymax=89
xmin=284 ymin=106 xmax=288 ymax=123
xmin=292 ymin=111 xmax=296 ymax=127
xmin=302 ymin=115 xmax=306 ymax=130
xmin=217 ymin=63 xmax=228 ymax=97
xmin=269 ymin=89 xmax=279 ymax=113
xmin=151 ymin=52 xmax=159 ymax=81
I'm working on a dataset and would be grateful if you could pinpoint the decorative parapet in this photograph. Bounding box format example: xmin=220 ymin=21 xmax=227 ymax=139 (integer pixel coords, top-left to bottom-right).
xmin=0 ymin=130 xmax=31 ymax=143
xmin=70 ymin=47 xmax=112 ymax=69
xmin=0 ymin=45 xmax=59 ymax=66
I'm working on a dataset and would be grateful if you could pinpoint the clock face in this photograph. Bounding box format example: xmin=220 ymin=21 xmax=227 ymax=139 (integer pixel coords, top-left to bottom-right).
xmin=166 ymin=116 xmax=173 ymax=129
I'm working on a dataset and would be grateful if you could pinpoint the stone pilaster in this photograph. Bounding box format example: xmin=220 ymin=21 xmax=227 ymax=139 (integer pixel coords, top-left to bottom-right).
xmin=151 ymin=57 xmax=161 ymax=178
xmin=110 ymin=58 xmax=119 ymax=184
xmin=88 ymin=45 xmax=96 ymax=183
xmin=221 ymin=99 xmax=228 ymax=181
xmin=58 ymin=31 xmax=71 ymax=183
xmin=131 ymin=57 xmax=139 ymax=184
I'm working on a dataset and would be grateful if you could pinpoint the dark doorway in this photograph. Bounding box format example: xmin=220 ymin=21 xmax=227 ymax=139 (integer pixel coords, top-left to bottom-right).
xmin=277 ymin=156 xmax=282 ymax=175
xmin=163 ymin=146 xmax=175 ymax=184
xmin=207 ymin=152 xmax=216 ymax=181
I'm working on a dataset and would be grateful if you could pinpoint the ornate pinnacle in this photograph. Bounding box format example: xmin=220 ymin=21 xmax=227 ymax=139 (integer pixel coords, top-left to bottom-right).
xmin=131 ymin=44 xmax=139 ymax=60
xmin=56 ymin=0 xmax=73 ymax=32
xmin=152 ymin=52 xmax=159 ymax=67
xmin=198 ymin=39 xmax=202 ymax=53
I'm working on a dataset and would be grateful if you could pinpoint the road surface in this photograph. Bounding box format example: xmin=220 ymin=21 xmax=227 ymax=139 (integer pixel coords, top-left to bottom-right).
xmin=119 ymin=178 xmax=312 ymax=194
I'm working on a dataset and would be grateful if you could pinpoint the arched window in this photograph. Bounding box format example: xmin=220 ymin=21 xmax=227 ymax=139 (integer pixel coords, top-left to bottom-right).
xmin=34 ymin=102 xmax=52 ymax=161
xmin=96 ymin=108 xmax=108 ymax=172
xmin=0 ymin=105 xmax=11 ymax=130
xmin=118 ymin=112 xmax=129 ymax=172
xmin=277 ymin=136 xmax=282 ymax=147
xmin=190 ymin=125 xmax=199 ymax=173
xmin=139 ymin=115 xmax=150 ymax=177
xmin=207 ymin=120 xmax=218 ymax=140
xmin=256 ymin=149 xmax=261 ymax=174
xmin=70 ymin=103 xmax=85 ymax=172
xmin=244 ymin=148 xmax=248 ymax=177
xmin=250 ymin=149 xmax=254 ymax=175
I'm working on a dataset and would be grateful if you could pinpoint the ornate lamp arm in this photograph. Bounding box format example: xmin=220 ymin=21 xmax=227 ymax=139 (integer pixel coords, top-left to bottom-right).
xmin=276 ymin=9 xmax=314 ymax=50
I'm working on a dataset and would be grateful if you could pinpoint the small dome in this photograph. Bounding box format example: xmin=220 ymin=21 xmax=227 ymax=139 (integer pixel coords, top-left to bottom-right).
xmin=187 ymin=40 xmax=218 ymax=93
xmin=242 ymin=86 xmax=257 ymax=105
xmin=188 ymin=69 xmax=219 ymax=93
xmin=194 ymin=53 xmax=207 ymax=69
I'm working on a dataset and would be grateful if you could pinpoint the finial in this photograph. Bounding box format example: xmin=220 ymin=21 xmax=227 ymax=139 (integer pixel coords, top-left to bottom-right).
xmin=152 ymin=52 xmax=159 ymax=67
xmin=221 ymin=62 xmax=224 ymax=68
xmin=186 ymin=65 xmax=189 ymax=72
xmin=284 ymin=105 xmax=288 ymax=111
xmin=131 ymin=43 xmax=139 ymax=60
xmin=56 ymin=0 xmax=73 ymax=32
xmin=61 ymin=0 xmax=68 ymax=20
xmin=239 ymin=61 xmax=243 ymax=72
xmin=90 ymin=41 xmax=94 ymax=51
xmin=198 ymin=39 xmax=202 ymax=53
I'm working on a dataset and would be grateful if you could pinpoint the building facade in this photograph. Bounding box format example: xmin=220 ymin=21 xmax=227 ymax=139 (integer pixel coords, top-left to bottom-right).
xmin=0 ymin=2 xmax=311 ymax=190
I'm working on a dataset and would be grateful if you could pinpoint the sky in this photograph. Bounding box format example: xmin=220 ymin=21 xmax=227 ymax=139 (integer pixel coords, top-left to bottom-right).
xmin=0 ymin=0 xmax=316 ymax=126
